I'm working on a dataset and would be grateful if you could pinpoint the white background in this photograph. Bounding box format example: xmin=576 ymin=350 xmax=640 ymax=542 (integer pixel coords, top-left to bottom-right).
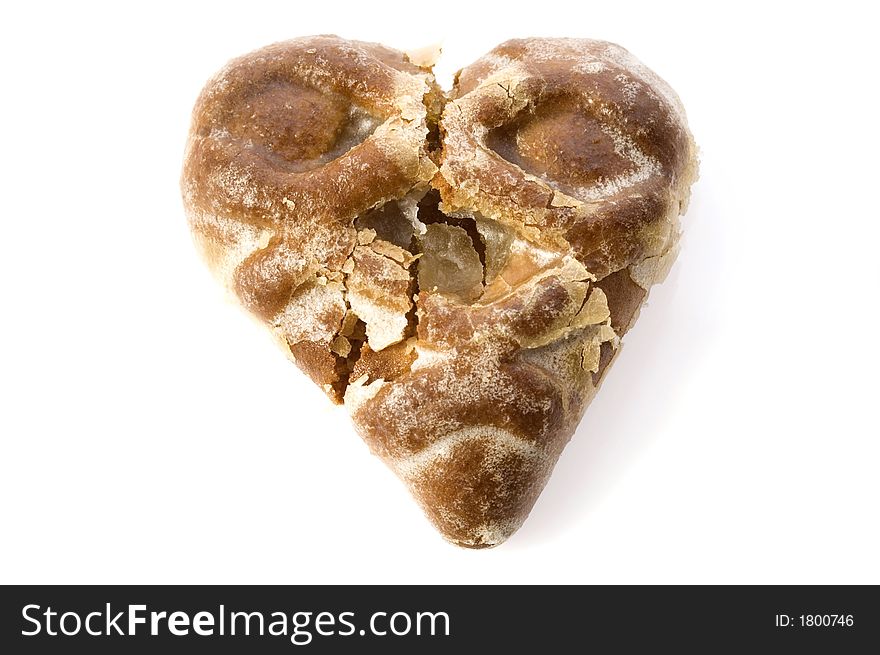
xmin=1 ymin=0 xmax=877 ymax=584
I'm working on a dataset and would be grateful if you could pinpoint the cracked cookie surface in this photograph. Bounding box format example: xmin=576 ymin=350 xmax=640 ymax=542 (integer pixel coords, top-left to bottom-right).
xmin=181 ymin=36 xmax=698 ymax=548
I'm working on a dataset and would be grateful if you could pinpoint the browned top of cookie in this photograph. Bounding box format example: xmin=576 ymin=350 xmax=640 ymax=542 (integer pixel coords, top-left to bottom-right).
xmin=182 ymin=36 xmax=437 ymax=320
xmin=181 ymin=36 xmax=440 ymax=401
xmin=439 ymin=38 xmax=696 ymax=279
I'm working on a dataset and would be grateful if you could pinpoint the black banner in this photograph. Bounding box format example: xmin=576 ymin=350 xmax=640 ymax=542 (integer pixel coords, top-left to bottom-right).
xmin=1 ymin=585 xmax=876 ymax=652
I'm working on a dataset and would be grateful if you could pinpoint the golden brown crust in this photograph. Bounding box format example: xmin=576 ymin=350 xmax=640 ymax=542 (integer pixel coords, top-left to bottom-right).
xmin=439 ymin=38 xmax=696 ymax=279
xmin=182 ymin=36 xmax=698 ymax=548
xmin=182 ymin=36 xmax=437 ymax=398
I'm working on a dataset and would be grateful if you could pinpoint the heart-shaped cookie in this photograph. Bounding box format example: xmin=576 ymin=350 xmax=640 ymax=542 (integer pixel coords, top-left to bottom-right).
xmin=181 ymin=36 xmax=697 ymax=548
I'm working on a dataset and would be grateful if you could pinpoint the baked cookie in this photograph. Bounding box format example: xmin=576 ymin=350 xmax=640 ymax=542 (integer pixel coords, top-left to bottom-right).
xmin=181 ymin=36 xmax=697 ymax=547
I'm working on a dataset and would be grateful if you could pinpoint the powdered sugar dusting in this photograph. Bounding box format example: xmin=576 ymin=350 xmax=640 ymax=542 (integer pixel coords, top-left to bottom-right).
xmin=600 ymin=41 xmax=688 ymax=125
xmin=394 ymin=425 xmax=543 ymax=479
xmin=272 ymin=279 xmax=346 ymax=344
xmin=575 ymin=60 xmax=607 ymax=74
xmin=343 ymin=376 xmax=386 ymax=415
xmin=410 ymin=343 xmax=452 ymax=371
xmin=188 ymin=210 xmax=273 ymax=286
xmin=559 ymin=122 xmax=661 ymax=201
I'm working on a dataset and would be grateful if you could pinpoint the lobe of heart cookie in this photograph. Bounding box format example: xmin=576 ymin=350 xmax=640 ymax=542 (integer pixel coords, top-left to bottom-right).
xmin=344 ymin=239 xmax=618 ymax=548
